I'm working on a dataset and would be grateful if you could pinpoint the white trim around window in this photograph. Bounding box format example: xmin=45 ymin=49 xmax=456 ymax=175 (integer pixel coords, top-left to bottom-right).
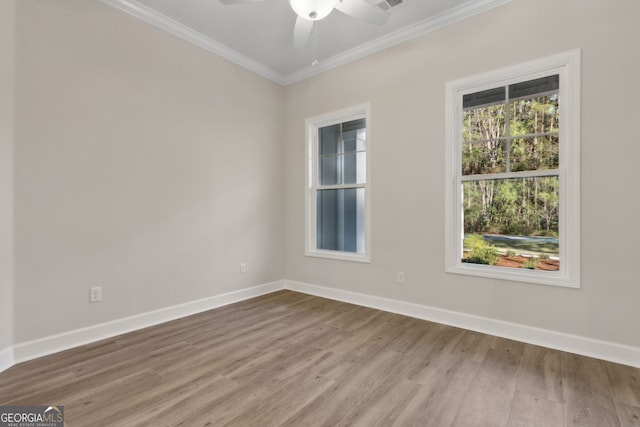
xmin=305 ymin=104 xmax=372 ymax=263
xmin=444 ymin=50 xmax=581 ymax=288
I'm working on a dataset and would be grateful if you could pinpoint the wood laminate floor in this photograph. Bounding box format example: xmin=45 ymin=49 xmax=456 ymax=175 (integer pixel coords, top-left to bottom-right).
xmin=1 ymin=290 xmax=639 ymax=426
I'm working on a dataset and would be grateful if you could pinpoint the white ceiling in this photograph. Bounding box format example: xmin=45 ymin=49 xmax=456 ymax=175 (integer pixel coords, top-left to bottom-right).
xmin=101 ymin=0 xmax=511 ymax=85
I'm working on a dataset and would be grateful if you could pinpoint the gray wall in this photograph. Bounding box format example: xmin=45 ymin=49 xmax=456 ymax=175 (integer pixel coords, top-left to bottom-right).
xmin=13 ymin=0 xmax=285 ymax=343
xmin=0 ymin=0 xmax=16 ymax=355
xmin=5 ymin=0 xmax=640 ymax=354
xmin=283 ymin=0 xmax=640 ymax=348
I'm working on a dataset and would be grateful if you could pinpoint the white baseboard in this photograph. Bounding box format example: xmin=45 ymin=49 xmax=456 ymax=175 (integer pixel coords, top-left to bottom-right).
xmin=285 ymin=280 xmax=640 ymax=369
xmin=4 ymin=278 xmax=639 ymax=374
xmin=12 ymin=280 xmax=285 ymax=365
xmin=0 ymin=346 xmax=13 ymax=373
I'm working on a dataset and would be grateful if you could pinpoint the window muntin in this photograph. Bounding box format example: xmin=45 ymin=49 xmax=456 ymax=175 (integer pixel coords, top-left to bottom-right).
xmin=306 ymin=106 xmax=370 ymax=262
xmin=445 ymin=50 xmax=580 ymax=288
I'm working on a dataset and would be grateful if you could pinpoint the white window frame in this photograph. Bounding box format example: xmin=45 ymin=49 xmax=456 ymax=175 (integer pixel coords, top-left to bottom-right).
xmin=444 ymin=50 xmax=581 ymax=288
xmin=305 ymin=104 xmax=371 ymax=263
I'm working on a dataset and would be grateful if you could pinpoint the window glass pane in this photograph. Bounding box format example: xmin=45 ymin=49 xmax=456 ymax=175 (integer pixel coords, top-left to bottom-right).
xmin=463 ymin=104 xmax=506 ymax=142
xmin=510 ymin=94 xmax=559 ymax=136
xmin=462 ymin=140 xmax=506 ymax=175
xmin=319 ymin=124 xmax=340 ymax=155
xmin=319 ymin=155 xmax=339 ymax=185
xmin=343 ymin=128 xmax=366 ymax=153
xmin=342 ymin=152 xmax=366 ymax=184
xmin=463 ymin=86 xmax=505 ymax=109
xmin=342 ymin=118 xmax=366 ymax=133
xmin=358 ymin=128 xmax=366 ymax=152
xmin=509 ymin=75 xmax=559 ymax=100
xmin=317 ymin=188 xmax=365 ymax=254
xmin=462 ymin=176 xmax=559 ymax=270
xmin=319 ymin=120 xmax=366 ymax=186
xmin=511 ymin=136 xmax=559 ymax=172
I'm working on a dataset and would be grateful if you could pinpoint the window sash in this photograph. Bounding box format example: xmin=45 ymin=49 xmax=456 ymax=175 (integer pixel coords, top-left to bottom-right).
xmin=305 ymin=104 xmax=371 ymax=263
xmin=445 ymin=49 xmax=580 ymax=288
xmin=463 ymin=131 xmax=559 ymax=145
xmin=460 ymin=168 xmax=560 ymax=182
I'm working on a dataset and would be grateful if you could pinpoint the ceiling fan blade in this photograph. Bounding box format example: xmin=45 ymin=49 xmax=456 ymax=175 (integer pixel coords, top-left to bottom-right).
xmin=293 ymin=16 xmax=314 ymax=48
xmin=334 ymin=0 xmax=390 ymax=26
xmin=219 ymin=0 xmax=263 ymax=4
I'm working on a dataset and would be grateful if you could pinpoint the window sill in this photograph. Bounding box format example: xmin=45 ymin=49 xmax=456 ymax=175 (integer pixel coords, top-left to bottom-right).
xmin=446 ymin=263 xmax=579 ymax=289
xmin=305 ymin=250 xmax=371 ymax=264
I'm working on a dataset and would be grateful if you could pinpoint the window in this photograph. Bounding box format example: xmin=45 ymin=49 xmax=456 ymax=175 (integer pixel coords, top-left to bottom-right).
xmin=445 ymin=50 xmax=580 ymax=287
xmin=306 ymin=105 xmax=370 ymax=262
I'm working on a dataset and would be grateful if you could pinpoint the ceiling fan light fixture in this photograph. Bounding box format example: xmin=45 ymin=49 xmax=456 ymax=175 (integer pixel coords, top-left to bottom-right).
xmin=289 ymin=0 xmax=336 ymax=21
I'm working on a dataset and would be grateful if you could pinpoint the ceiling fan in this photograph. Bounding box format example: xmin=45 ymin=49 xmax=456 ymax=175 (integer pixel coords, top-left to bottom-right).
xmin=219 ymin=0 xmax=390 ymax=64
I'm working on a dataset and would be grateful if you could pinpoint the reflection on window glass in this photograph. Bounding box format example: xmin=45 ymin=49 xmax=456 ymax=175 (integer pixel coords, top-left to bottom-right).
xmin=318 ymin=120 xmax=366 ymax=185
xmin=315 ymin=117 xmax=367 ymax=255
xmin=319 ymin=124 xmax=340 ymax=155
xmin=317 ymin=188 xmax=365 ymax=254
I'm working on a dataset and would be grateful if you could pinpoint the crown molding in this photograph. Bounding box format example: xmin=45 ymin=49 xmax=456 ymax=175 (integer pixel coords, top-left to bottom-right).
xmin=101 ymin=0 xmax=512 ymax=86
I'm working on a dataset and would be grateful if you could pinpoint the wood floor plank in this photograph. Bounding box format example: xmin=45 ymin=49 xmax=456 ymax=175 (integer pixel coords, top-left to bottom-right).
xmin=152 ymin=339 xmax=258 ymax=378
xmin=168 ymin=371 xmax=294 ymax=426
xmin=0 ymin=339 xmax=121 ymax=389
xmin=219 ymin=344 xmax=333 ymax=391
xmin=394 ymin=324 xmax=464 ymax=381
xmin=393 ymin=323 xmax=467 ymax=384
xmin=349 ymin=378 xmax=421 ymax=427
xmin=1 ymin=290 xmax=638 ymax=426
xmin=451 ymin=337 xmax=526 ymax=427
xmin=0 ymin=371 xmax=78 ymax=405
xmin=326 ymin=304 xmax=382 ymax=332
xmin=605 ymin=361 xmax=640 ymax=407
xmin=186 ymin=317 xmax=290 ymax=350
xmin=516 ymin=344 xmax=563 ymax=403
xmin=562 ymin=352 xmax=621 ymax=427
xmin=169 ymin=386 xmax=267 ymax=426
xmin=280 ymin=350 xmax=404 ymax=427
xmin=2 ymin=342 xmax=190 ymax=406
xmin=83 ymin=358 xmax=241 ymax=426
xmin=391 ymin=353 xmax=481 ymax=427
xmin=99 ymin=374 xmax=238 ymax=427
xmin=615 ymin=401 xmax=640 ymax=427
xmin=384 ymin=318 xmax=439 ymax=354
xmin=450 ymin=329 xmax=496 ymax=363
xmin=223 ymin=371 xmax=335 ymax=427
xmin=63 ymin=369 xmax=164 ymax=424
xmin=506 ymin=390 xmax=564 ymax=427
xmin=308 ymin=349 xmax=359 ymax=381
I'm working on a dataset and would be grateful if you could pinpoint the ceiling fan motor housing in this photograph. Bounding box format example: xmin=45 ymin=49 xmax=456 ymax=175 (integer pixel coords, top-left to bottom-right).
xmin=289 ymin=0 xmax=337 ymax=21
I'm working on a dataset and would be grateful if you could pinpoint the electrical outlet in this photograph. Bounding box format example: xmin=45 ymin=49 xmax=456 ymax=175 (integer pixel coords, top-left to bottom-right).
xmin=396 ymin=271 xmax=405 ymax=283
xmin=240 ymin=263 xmax=247 ymax=274
xmin=89 ymin=286 xmax=102 ymax=303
